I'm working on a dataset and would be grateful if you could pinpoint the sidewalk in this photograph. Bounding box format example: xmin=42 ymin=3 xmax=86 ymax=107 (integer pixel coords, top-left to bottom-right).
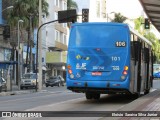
xmin=0 ymin=84 xmax=36 ymax=96
xmin=100 ymin=89 xmax=160 ymax=120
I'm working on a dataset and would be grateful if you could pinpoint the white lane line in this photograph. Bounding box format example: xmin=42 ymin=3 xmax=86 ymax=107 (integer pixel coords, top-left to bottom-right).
xmin=0 ymin=90 xmax=73 ymax=104
xmin=26 ymin=97 xmax=84 ymax=111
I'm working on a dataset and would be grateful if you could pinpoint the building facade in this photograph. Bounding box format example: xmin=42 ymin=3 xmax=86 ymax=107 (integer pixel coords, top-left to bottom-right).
xmin=74 ymin=0 xmax=107 ymax=22
xmin=0 ymin=0 xmax=16 ymax=87
xmin=45 ymin=0 xmax=68 ymax=79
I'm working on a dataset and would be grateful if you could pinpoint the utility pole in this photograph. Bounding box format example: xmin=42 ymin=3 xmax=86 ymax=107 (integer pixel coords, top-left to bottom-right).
xmin=29 ymin=15 xmax=33 ymax=73
xmin=18 ymin=20 xmax=24 ymax=90
xmin=38 ymin=0 xmax=42 ymax=90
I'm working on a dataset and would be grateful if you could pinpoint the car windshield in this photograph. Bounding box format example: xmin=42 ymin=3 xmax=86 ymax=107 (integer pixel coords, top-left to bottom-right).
xmin=23 ymin=74 xmax=37 ymax=79
xmin=0 ymin=77 xmax=2 ymax=82
xmin=50 ymin=76 xmax=58 ymax=80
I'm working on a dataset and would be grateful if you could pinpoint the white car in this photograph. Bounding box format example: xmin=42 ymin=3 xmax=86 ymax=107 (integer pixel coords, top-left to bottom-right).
xmin=0 ymin=77 xmax=7 ymax=92
xmin=20 ymin=73 xmax=38 ymax=89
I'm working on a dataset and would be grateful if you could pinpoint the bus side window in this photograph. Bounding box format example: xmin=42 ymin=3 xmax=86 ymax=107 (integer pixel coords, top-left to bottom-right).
xmin=131 ymin=42 xmax=135 ymax=59
xmin=133 ymin=41 xmax=141 ymax=61
xmin=144 ymin=47 xmax=149 ymax=62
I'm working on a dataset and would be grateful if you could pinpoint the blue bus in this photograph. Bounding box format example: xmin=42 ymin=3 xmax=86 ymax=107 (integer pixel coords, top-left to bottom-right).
xmin=67 ymin=23 xmax=153 ymax=100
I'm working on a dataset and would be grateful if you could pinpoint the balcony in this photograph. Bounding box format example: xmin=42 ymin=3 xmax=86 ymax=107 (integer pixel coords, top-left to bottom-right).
xmin=48 ymin=41 xmax=67 ymax=51
xmin=54 ymin=23 xmax=67 ymax=34
xmin=46 ymin=51 xmax=67 ymax=64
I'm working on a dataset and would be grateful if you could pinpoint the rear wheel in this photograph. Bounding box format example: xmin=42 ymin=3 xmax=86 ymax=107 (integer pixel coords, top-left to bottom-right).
xmin=93 ymin=94 xmax=100 ymax=100
xmin=133 ymin=92 xmax=140 ymax=98
xmin=0 ymin=86 xmax=2 ymax=92
xmin=85 ymin=92 xmax=93 ymax=100
xmin=144 ymin=89 xmax=150 ymax=95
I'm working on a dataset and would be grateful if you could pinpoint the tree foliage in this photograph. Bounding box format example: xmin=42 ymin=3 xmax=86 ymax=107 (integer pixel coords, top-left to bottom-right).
xmin=67 ymin=0 xmax=78 ymax=10
xmin=134 ymin=16 xmax=160 ymax=63
xmin=111 ymin=13 xmax=127 ymax=23
xmin=67 ymin=0 xmax=78 ymax=28
xmin=7 ymin=0 xmax=49 ymax=29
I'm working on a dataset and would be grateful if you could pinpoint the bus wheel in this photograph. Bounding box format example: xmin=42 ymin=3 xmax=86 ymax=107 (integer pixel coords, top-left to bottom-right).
xmin=133 ymin=92 xmax=140 ymax=98
xmin=144 ymin=89 xmax=150 ymax=95
xmin=93 ymin=94 xmax=100 ymax=100
xmin=85 ymin=92 xmax=93 ymax=100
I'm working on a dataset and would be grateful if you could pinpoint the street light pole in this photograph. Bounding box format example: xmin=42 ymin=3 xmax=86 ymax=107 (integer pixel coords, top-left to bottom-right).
xmin=18 ymin=19 xmax=24 ymax=90
xmin=37 ymin=0 xmax=42 ymax=91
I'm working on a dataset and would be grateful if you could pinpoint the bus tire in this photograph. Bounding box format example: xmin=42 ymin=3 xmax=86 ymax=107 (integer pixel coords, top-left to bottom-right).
xmin=93 ymin=94 xmax=100 ymax=100
xmin=144 ymin=89 xmax=150 ymax=95
xmin=0 ymin=86 xmax=2 ymax=92
xmin=133 ymin=92 xmax=140 ymax=98
xmin=85 ymin=92 xmax=93 ymax=100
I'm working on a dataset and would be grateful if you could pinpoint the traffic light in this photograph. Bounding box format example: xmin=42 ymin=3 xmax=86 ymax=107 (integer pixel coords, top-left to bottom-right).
xmin=58 ymin=9 xmax=77 ymax=23
xmin=3 ymin=25 xmax=10 ymax=39
xmin=82 ymin=9 xmax=89 ymax=22
xmin=144 ymin=18 xmax=150 ymax=29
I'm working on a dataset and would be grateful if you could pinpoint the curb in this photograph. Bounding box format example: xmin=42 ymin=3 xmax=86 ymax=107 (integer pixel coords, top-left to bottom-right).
xmin=0 ymin=90 xmax=36 ymax=96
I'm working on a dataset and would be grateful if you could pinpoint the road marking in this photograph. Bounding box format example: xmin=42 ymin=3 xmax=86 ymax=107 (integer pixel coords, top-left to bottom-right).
xmin=0 ymin=90 xmax=74 ymax=104
xmin=26 ymin=97 xmax=84 ymax=111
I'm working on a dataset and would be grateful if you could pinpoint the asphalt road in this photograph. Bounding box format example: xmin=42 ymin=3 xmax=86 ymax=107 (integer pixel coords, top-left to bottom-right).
xmin=0 ymin=79 xmax=159 ymax=120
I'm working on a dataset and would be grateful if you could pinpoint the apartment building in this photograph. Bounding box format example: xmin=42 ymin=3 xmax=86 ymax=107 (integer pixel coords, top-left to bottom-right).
xmin=0 ymin=0 xmax=14 ymax=77
xmin=45 ymin=0 xmax=68 ymax=79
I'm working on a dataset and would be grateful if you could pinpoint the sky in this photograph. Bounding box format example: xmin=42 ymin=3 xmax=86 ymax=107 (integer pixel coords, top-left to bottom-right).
xmin=107 ymin=0 xmax=144 ymax=19
xmin=107 ymin=0 xmax=160 ymax=37
xmin=74 ymin=0 xmax=160 ymax=37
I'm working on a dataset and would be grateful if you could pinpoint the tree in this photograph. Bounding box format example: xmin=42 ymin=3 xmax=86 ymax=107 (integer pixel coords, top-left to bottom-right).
xmin=111 ymin=13 xmax=127 ymax=23
xmin=6 ymin=0 xmax=49 ymax=73
xmin=67 ymin=0 xmax=78 ymax=10
xmin=134 ymin=17 xmax=160 ymax=63
xmin=67 ymin=0 xmax=78 ymax=28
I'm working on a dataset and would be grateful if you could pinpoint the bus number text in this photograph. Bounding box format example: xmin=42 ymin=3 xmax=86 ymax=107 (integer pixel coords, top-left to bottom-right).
xmin=112 ymin=56 xmax=120 ymax=61
xmin=112 ymin=66 xmax=120 ymax=70
xmin=116 ymin=41 xmax=126 ymax=47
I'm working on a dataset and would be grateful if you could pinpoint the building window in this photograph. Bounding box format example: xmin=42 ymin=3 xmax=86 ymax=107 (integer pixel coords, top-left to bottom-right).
xmin=96 ymin=0 xmax=100 ymax=18
xmin=55 ymin=30 xmax=60 ymax=42
xmin=63 ymin=1 xmax=67 ymax=10
xmin=63 ymin=34 xmax=67 ymax=45
xmin=60 ymin=32 xmax=63 ymax=43
xmin=55 ymin=12 xmax=58 ymax=20
xmin=63 ymin=23 xmax=67 ymax=28
xmin=55 ymin=0 xmax=59 ymax=7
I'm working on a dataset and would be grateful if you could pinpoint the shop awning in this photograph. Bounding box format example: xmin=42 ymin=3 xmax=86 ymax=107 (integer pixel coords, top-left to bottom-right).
xmin=0 ymin=61 xmax=17 ymax=69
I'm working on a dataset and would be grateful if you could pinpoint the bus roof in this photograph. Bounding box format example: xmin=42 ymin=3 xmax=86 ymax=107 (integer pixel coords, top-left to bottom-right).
xmin=129 ymin=26 xmax=152 ymax=46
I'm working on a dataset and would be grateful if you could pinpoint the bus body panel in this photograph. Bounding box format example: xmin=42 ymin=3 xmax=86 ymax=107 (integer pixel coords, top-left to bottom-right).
xmin=67 ymin=23 xmax=131 ymax=93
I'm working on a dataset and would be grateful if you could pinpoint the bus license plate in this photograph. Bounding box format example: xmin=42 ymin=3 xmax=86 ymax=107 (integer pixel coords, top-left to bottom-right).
xmin=92 ymin=72 xmax=102 ymax=76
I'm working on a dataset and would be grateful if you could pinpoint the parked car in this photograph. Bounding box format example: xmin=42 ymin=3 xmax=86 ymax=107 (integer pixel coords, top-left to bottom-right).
xmin=45 ymin=75 xmax=65 ymax=87
xmin=20 ymin=73 xmax=38 ymax=89
xmin=0 ymin=77 xmax=7 ymax=92
xmin=153 ymin=72 xmax=160 ymax=78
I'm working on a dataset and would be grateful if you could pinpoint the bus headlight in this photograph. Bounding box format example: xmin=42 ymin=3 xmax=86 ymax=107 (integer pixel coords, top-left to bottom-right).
xmin=70 ymin=74 xmax=74 ymax=79
xmin=121 ymin=76 xmax=126 ymax=80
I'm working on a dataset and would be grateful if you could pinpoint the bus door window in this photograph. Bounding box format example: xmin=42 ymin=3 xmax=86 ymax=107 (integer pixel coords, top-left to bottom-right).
xmin=133 ymin=41 xmax=141 ymax=62
xmin=131 ymin=34 xmax=135 ymax=60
